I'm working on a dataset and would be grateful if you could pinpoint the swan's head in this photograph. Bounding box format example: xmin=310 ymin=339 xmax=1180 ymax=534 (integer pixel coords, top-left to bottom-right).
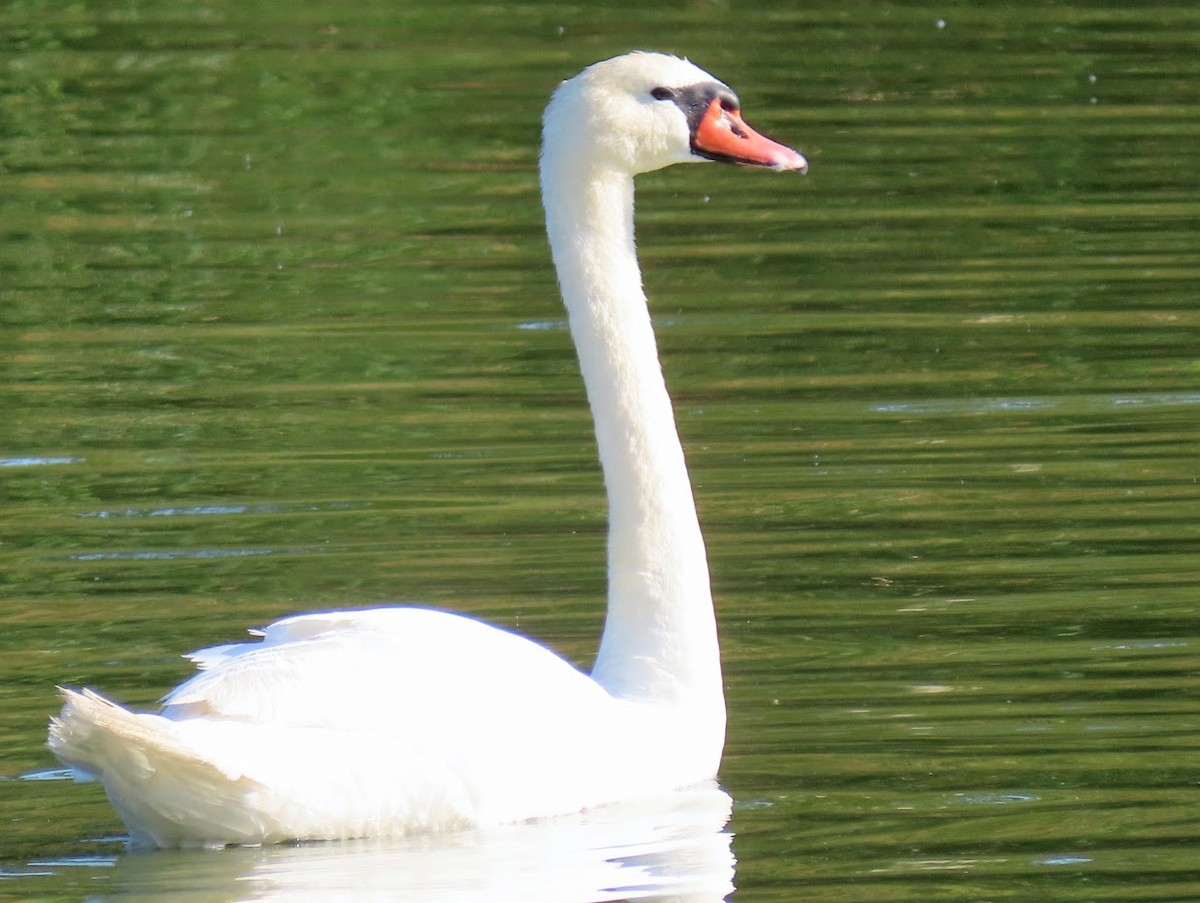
xmin=541 ymin=52 xmax=808 ymax=177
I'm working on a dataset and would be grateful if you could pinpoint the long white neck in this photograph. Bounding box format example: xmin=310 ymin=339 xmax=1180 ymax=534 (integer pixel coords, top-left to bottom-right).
xmin=540 ymin=150 xmax=723 ymax=712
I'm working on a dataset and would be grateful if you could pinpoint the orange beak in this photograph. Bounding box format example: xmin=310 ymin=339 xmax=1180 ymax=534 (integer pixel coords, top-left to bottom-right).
xmin=692 ymin=97 xmax=808 ymax=173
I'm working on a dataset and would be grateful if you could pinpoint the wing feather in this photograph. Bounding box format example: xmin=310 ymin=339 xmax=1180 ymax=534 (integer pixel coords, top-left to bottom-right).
xmin=160 ymin=608 xmax=609 ymax=736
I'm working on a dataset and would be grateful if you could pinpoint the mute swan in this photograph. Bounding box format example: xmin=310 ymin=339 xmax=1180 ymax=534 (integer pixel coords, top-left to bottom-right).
xmin=48 ymin=51 xmax=807 ymax=850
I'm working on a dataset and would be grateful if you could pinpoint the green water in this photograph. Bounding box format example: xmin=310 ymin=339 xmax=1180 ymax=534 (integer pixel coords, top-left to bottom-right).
xmin=2 ymin=1 xmax=1198 ymax=899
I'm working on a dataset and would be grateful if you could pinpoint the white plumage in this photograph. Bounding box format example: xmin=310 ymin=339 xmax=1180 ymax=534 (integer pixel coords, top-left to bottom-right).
xmin=54 ymin=610 xmax=675 ymax=847
xmin=49 ymin=51 xmax=806 ymax=849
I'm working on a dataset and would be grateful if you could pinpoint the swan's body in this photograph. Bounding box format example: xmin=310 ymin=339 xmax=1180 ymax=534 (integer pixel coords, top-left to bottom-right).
xmin=49 ymin=51 xmax=806 ymax=849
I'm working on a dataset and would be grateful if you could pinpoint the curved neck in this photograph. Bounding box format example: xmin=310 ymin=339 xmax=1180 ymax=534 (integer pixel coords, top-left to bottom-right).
xmin=540 ymin=153 xmax=722 ymax=708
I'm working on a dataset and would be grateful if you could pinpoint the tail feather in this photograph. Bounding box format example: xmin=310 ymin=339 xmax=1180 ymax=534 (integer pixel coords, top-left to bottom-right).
xmin=48 ymin=687 xmax=265 ymax=848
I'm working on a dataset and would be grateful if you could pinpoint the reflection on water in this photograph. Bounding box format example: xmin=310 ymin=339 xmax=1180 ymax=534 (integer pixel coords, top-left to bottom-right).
xmin=100 ymin=786 xmax=733 ymax=903
xmin=0 ymin=456 xmax=87 ymax=468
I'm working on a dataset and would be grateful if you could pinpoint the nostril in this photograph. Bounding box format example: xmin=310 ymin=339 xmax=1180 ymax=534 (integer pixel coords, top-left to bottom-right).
xmin=722 ymin=110 xmax=748 ymax=140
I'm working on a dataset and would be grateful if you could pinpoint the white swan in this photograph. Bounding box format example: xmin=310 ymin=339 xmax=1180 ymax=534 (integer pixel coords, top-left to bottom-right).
xmin=48 ymin=51 xmax=807 ymax=850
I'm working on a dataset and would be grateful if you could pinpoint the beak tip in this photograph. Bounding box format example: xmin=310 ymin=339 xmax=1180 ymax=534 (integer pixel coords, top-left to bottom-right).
xmin=774 ymin=150 xmax=809 ymax=174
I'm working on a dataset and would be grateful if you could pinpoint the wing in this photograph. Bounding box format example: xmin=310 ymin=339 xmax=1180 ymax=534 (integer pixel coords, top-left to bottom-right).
xmin=160 ymin=607 xmax=612 ymax=738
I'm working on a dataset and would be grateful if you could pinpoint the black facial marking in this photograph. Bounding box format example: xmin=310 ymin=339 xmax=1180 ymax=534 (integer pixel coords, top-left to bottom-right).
xmin=661 ymin=82 xmax=740 ymax=134
xmin=657 ymin=82 xmax=745 ymax=164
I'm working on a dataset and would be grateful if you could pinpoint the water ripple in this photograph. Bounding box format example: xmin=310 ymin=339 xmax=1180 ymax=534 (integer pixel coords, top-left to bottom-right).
xmin=70 ymin=548 xmax=285 ymax=562
xmin=78 ymin=502 xmax=364 ymax=519
xmin=0 ymin=456 xmax=84 ymax=467
xmin=872 ymin=391 xmax=1200 ymax=415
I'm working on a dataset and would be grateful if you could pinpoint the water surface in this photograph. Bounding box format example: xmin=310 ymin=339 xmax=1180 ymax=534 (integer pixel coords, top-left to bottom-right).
xmin=2 ymin=1 xmax=1198 ymax=900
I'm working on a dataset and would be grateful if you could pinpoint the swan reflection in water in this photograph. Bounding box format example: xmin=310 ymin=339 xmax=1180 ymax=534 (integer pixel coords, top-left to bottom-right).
xmin=104 ymin=783 xmax=735 ymax=903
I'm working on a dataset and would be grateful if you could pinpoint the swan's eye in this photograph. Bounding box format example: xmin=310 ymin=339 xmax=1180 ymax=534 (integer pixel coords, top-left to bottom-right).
xmin=650 ymin=87 xmax=675 ymax=101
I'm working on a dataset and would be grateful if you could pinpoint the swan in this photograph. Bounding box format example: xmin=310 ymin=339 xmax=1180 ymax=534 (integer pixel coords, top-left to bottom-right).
xmin=48 ymin=51 xmax=807 ymax=850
